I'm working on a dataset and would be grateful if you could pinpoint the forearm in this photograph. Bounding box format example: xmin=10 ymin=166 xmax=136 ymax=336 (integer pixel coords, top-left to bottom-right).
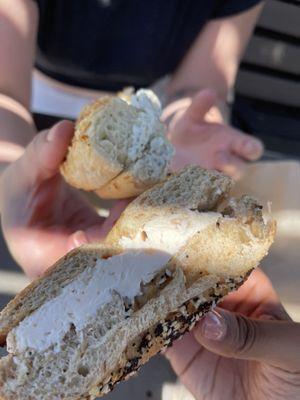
xmin=0 ymin=94 xmax=36 ymax=172
xmin=163 ymin=3 xmax=264 ymax=124
xmin=0 ymin=0 xmax=39 ymax=172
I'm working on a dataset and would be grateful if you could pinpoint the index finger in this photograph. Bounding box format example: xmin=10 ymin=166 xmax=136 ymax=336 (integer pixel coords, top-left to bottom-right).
xmin=185 ymin=89 xmax=216 ymax=123
xmin=219 ymin=268 xmax=288 ymax=320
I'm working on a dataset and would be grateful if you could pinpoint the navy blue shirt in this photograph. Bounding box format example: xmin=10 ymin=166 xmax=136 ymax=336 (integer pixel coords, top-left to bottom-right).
xmin=34 ymin=0 xmax=261 ymax=91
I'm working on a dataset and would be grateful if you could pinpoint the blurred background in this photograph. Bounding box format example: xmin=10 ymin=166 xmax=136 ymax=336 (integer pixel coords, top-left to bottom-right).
xmin=0 ymin=1 xmax=299 ymax=399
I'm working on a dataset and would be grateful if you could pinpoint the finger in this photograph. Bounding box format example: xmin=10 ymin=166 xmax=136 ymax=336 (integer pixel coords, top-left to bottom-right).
xmin=99 ymin=199 xmax=132 ymax=237
xmin=85 ymin=223 xmax=107 ymax=242
xmin=194 ymin=308 xmax=300 ymax=371
xmin=17 ymin=120 xmax=74 ymax=187
xmin=219 ymin=269 xmax=283 ymax=317
xmin=66 ymin=230 xmax=89 ymax=252
xmin=230 ymin=131 xmax=264 ymax=161
xmin=214 ymin=151 xmax=246 ymax=180
xmin=69 ymin=219 xmax=118 ymax=249
xmin=185 ymin=89 xmax=216 ymax=123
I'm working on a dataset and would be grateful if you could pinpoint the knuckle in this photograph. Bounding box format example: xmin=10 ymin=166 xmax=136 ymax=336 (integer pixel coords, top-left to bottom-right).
xmin=235 ymin=315 xmax=258 ymax=356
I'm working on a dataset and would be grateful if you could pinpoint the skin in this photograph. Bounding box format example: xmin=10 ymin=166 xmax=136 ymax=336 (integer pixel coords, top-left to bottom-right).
xmin=166 ymin=268 xmax=300 ymax=400
xmin=164 ymin=89 xmax=263 ymax=179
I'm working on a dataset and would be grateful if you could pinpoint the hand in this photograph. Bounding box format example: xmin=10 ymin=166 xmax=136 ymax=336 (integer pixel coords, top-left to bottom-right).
xmin=166 ymin=269 xmax=300 ymax=400
xmin=166 ymin=89 xmax=264 ymax=179
xmin=0 ymin=121 xmax=128 ymax=279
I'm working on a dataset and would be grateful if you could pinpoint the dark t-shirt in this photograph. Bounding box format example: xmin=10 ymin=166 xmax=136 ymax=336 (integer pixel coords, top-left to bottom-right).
xmin=34 ymin=0 xmax=261 ymax=91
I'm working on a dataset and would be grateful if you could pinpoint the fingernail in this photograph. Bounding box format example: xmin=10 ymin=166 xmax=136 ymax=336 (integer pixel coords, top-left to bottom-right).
xmin=201 ymin=311 xmax=227 ymax=341
xmin=68 ymin=230 xmax=88 ymax=251
xmin=47 ymin=126 xmax=57 ymax=142
xmin=243 ymin=140 xmax=260 ymax=155
xmin=73 ymin=230 xmax=88 ymax=247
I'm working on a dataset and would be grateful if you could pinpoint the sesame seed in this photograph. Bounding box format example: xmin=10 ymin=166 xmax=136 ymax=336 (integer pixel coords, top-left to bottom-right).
xmin=154 ymin=323 xmax=163 ymax=337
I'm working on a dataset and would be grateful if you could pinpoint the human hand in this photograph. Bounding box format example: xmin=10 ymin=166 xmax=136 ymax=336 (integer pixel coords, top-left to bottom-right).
xmin=0 ymin=121 xmax=128 ymax=279
xmin=165 ymin=89 xmax=264 ymax=179
xmin=166 ymin=269 xmax=300 ymax=400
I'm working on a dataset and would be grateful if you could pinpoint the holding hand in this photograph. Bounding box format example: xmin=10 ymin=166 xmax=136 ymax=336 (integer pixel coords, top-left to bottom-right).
xmin=166 ymin=269 xmax=300 ymax=400
xmin=165 ymin=89 xmax=264 ymax=179
xmin=0 ymin=121 xmax=127 ymax=279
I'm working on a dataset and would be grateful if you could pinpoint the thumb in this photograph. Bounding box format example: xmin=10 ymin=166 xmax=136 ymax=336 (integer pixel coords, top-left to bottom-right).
xmin=194 ymin=308 xmax=300 ymax=371
xmin=17 ymin=120 xmax=74 ymax=187
xmin=185 ymin=89 xmax=216 ymax=123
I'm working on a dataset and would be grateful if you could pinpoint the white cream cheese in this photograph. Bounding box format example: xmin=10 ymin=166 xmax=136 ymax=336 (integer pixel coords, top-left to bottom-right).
xmin=8 ymin=250 xmax=170 ymax=354
xmin=120 ymin=211 xmax=221 ymax=254
xmin=127 ymin=89 xmax=165 ymax=163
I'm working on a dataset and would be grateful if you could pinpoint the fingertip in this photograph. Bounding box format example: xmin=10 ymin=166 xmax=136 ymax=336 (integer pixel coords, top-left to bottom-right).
xmin=11 ymin=120 xmax=75 ymax=187
xmin=242 ymin=138 xmax=264 ymax=160
xmin=47 ymin=120 xmax=74 ymax=143
xmin=194 ymin=310 xmax=227 ymax=343
xmin=233 ymin=136 xmax=264 ymax=161
xmin=40 ymin=120 xmax=74 ymax=170
xmin=187 ymin=89 xmax=216 ymax=122
xmin=67 ymin=230 xmax=88 ymax=252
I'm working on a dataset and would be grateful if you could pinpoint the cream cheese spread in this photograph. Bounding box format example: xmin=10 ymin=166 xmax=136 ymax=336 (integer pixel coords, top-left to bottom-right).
xmin=8 ymin=250 xmax=170 ymax=354
xmin=120 ymin=211 xmax=221 ymax=254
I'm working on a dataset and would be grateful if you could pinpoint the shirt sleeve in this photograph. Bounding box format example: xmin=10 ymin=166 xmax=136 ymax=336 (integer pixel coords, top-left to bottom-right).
xmin=211 ymin=0 xmax=262 ymax=19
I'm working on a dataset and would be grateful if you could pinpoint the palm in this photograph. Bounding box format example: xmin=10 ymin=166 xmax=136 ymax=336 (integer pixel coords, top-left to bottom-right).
xmin=167 ymin=269 xmax=297 ymax=400
xmin=168 ymin=90 xmax=263 ymax=179
xmin=2 ymin=171 xmax=104 ymax=278
xmin=171 ymin=121 xmax=242 ymax=171
xmin=174 ymin=335 xmax=250 ymax=399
